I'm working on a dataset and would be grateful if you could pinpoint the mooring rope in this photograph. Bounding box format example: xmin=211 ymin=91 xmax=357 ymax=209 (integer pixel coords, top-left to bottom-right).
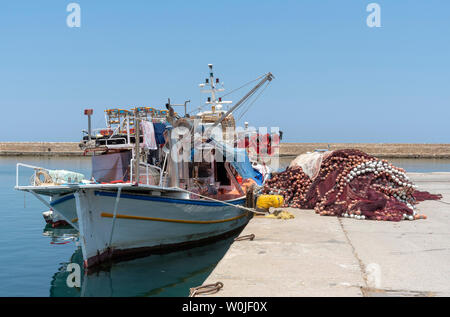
xmin=189 ymin=282 xmax=224 ymax=297
xmin=177 ymin=188 xmax=266 ymax=215
xmin=435 ymin=200 xmax=450 ymax=205
xmin=234 ymin=234 xmax=255 ymax=241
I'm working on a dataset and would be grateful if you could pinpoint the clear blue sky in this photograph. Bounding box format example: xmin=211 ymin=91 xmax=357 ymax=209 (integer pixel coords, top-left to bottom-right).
xmin=0 ymin=0 xmax=449 ymax=143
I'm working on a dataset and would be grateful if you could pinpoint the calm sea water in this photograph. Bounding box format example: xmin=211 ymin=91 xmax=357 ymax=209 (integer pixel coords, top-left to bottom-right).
xmin=1 ymin=156 xmax=450 ymax=297
xmin=0 ymin=157 xmax=236 ymax=297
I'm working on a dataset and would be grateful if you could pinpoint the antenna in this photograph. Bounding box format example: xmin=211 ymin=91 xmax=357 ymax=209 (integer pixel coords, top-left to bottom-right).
xmin=199 ymin=64 xmax=230 ymax=111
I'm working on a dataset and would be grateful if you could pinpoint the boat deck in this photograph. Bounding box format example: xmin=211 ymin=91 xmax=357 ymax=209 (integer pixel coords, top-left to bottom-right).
xmin=15 ymin=183 xmax=185 ymax=197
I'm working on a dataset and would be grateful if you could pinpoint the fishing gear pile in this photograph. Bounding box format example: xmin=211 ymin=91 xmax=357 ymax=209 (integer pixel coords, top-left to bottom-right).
xmin=263 ymin=149 xmax=441 ymax=221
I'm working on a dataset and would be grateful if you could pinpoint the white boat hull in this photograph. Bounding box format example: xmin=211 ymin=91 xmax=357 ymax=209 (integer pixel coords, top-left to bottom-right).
xmin=50 ymin=189 xmax=250 ymax=268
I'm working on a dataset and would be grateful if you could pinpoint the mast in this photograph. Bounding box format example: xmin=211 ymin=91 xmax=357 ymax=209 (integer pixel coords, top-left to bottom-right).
xmin=196 ymin=64 xmax=274 ymax=142
xmin=199 ymin=64 xmax=231 ymax=112
xmin=208 ymin=64 xmax=217 ymax=104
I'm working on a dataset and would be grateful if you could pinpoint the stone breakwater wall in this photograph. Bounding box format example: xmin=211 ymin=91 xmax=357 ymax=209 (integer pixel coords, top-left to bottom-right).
xmin=281 ymin=143 xmax=450 ymax=158
xmin=1 ymin=142 xmax=450 ymax=158
xmin=0 ymin=142 xmax=86 ymax=156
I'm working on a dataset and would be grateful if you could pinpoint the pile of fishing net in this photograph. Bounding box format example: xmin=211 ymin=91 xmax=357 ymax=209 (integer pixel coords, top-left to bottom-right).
xmin=263 ymin=149 xmax=442 ymax=221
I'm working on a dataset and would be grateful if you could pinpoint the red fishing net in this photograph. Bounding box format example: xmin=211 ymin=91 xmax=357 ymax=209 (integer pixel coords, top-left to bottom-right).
xmin=263 ymin=149 xmax=442 ymax=221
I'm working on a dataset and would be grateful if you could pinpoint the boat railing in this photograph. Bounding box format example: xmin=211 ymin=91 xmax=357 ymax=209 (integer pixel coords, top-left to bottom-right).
xmin=85 ymin=128 xmax=109 ymax=137
xmin=85 ymin=126 xmax=124 ymax=137
xmin=130 ymin=159 xmax=162 ymax=186
xmin=101 ymin=125 xmax=122 ymax=141
xmin=16 ymin=163 xmax=47 ymax=187
xmin=82 ymin=127 xmax=130 ymax=149
xmin=91 ymin=127 xmax=120 ymax=138
xmin=104 ymin=137 xmax=129 ymax=147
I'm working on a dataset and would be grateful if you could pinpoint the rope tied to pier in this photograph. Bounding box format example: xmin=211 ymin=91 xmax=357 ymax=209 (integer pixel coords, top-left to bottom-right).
xmin=234 ymin=234 xmax=255 ymax=241
xmin=263 ymin=209 xmax=295 ymax=220
xmin=178 ymin=188 xmax=266 ymax=215
xmin=189 ymin=282 xmax=224 ymax=297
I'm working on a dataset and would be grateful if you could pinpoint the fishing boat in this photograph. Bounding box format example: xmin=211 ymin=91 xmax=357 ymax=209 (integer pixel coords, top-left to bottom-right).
xmin=15 ymin=65 xmax=275 ymax=268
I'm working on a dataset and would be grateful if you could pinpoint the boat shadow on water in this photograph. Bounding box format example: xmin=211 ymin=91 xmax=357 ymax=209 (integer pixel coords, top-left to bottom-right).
xmin=48 ymin=225 xmax=240 ymax=297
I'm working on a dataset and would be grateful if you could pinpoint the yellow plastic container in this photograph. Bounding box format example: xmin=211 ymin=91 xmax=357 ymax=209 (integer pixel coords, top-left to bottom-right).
xmin=256 ymin=195 xmax=284 ymax=210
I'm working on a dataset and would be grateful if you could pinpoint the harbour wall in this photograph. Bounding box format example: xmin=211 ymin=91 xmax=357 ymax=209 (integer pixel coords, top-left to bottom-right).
xmin=280 ymin=143 xmax=450 ymax=159
xmin=0 ymin=142 xmax=86 ymax=156
xmin=1 ymin=142 xmax=450 ymax=158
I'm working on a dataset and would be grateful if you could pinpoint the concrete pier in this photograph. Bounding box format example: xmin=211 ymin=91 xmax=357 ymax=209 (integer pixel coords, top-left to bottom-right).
xmin=202 ymin=173 xmax=450 ymax=297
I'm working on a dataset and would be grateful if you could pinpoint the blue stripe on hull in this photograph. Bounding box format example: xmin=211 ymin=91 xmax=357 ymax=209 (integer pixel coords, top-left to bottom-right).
xmin=50 ymin=191 xmax=246 ymax=207
xmin=50 ymin=194 xmax=75 ymax=206
xmin=95 ymin=191 xmax=246 ymax=206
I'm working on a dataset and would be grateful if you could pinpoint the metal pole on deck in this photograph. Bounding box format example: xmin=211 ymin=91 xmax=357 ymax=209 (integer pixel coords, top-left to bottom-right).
xmin=84 ymin=109 xmax=94 ymax=141
xmin=169 ymin=132 xmax=180 ymax=188
xmin=126 ymin=114 xmax=131 ymax=145
xmin=134 ymin=108 xmax=140 ymax=185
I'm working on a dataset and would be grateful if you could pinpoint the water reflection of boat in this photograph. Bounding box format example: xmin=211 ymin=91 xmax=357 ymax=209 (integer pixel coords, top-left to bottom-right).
xmin=42 ymin=209 xmax=70 ymax=228
xmin=42 ymin=223 xmax=79 ymax=245
xmin=50 ymin=236 xmax=237 ymax=297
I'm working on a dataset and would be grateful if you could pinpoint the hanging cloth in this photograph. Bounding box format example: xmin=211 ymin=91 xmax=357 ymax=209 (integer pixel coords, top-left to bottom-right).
xmin=141 ymin=120 xmax=157 ymax=150
xmin=153 ymin=122 xmax=167 ymax=145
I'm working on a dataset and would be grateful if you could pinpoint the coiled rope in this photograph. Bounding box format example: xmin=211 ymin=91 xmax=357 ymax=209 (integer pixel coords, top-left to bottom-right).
xmin=189 ymin=282 xmax=224 ymax=297
xmin=31 ymin=169 xmax=53 ymax=186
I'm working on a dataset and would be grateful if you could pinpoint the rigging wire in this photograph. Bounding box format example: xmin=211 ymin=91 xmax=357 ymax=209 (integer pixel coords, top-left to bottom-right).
xmin=235 ymin=81 xmax=271 ymax=122
xmin=186 ymin=74 xmax=267 ymax=116
xmin=186 ymin=103 xmax=210 ymax=116
xmin=218 ymin=74 xmax=266 ymax=99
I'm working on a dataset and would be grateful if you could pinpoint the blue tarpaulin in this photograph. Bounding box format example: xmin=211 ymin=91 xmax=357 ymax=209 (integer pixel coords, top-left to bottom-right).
xmin=209 ymin=138 xmax=263 ymax=186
